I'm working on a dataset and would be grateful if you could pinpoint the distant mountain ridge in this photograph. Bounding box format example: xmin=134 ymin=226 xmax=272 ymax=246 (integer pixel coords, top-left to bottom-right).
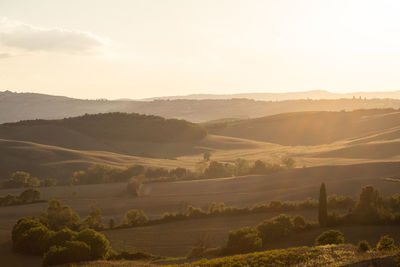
xmin=3 ymin=90 xmax=400 ymax=123
xmin=142 ymin=89 xmax=400 ymax=101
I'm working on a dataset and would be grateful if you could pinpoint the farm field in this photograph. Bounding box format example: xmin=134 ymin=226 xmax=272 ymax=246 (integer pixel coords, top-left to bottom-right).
xmin=1 ymin=160 xmax=400 ymax=231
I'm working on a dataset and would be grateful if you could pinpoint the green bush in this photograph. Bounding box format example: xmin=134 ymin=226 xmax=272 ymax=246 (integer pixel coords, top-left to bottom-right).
xmin=315 ymin=230 xmax=344 ymax=246
xmin=358 ymin=240 xmax=371 ymax=252
xmin=46 ymin=228 xmax=76 ymax=250
xmin=257 ymin=214 xmax=293 ymax=244
xmin=376 ymin=235 xmax=396 ymax=251
xmin=12 ymin=217 xmax=43 ymax=244
xmin=42 ymin=241 xmax=91 ymax=266
xmin=15 ymin=225 xmax=52 ymax=255
xmin=76 ymin=228 xmax=110 ymax=260
xmin=226 ymin=227 xmax=262 ymax=254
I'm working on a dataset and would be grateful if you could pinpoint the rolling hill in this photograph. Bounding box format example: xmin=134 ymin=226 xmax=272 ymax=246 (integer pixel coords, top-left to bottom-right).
xmin=3 ymin=90 xmax=400 ymax=123
xmin=0 ymin=112 xmax=206 ymax=154
xmin=206 ymin=109 xmax=400 ymax=145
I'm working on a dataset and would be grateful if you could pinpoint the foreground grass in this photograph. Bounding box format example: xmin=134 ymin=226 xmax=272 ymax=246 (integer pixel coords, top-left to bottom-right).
xmin=72 ymin=244 xmax=397 ymax=267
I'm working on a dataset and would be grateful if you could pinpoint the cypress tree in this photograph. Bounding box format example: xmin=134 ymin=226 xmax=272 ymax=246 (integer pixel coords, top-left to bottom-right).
xmin=318 ymin=183 xmax=328 ymax=226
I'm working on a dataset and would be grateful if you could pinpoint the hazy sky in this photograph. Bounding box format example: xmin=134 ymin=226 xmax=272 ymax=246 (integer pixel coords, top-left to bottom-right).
xmin=1 ymin=0 xmax=400 ymax=99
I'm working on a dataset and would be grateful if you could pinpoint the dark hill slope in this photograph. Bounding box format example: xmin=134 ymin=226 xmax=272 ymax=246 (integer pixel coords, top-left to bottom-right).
xmin=206 ymin=109 xmax=400 ymax=145
xmin=0 ymin=113 xmax=207 ymax=156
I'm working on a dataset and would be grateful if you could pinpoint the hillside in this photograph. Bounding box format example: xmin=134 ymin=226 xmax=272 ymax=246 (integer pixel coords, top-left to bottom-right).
xmin=206 ymin=109 xmax=400 ymax=145
xmin=0 ymin=112 xmax=206 ymax=154
xmin=4 ymin=91 xmax=400 ymax=123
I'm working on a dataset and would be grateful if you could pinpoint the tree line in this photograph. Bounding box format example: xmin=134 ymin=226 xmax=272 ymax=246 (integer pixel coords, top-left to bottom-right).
xmin=188 ymin=184 xmax=400 ymax=258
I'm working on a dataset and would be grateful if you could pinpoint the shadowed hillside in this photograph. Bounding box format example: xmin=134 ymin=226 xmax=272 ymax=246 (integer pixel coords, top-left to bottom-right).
xmin=0 ymin=113 xmax=207 ymax=156
xmin=206 ymin=109 xmax=400 ymax=145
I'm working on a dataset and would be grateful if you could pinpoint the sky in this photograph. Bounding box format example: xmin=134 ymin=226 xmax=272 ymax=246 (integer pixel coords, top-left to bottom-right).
xmin=1 ymin=0 xmax=400 ymax=99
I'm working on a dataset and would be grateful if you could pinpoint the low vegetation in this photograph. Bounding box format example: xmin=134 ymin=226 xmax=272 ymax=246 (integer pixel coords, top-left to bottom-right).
xmin=0 ymin=188 xmax=44 ymax=206
xmin=169 ymin=244 xmax=398 ymax=267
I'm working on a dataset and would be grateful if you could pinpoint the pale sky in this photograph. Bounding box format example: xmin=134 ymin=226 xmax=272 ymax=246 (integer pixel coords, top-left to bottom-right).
xmin=1 ymin=0 xmax=400 ymax=99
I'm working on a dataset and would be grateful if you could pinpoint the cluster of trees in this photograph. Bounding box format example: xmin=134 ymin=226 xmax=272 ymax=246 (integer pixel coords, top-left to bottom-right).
xmin=0 ymin=188 xmax=43 ymax=206
xmin=202 ymin=157 xmax=295 ymax=179
xmin=225 ymin=214 xmax=314 ymax=254
xmin=71 ymin=156 xmax=296 ymax=186
xmin=11 ymin=200 xmax=111 ymax=266
xmin=2 ymin=171 xmax=56 ymax=189
xmin=318 ymin=184 xmax=400 ymax=226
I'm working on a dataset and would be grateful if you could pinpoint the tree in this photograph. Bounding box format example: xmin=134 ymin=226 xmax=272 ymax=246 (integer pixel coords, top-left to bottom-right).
xmin=203 ymin=151 xmax=211 ymax=161
xmin=126 ymin=178 xmax=142 ymax=196
xmin=204 ymin=161 xmax=234 ymax=178
xmin=83 ymin=207 xmax=104 ymax=230
xmin=108 ymin=218 xmax=116 ymax=229
xmin=257 ymin=214 xmax=293 ymax=244
xmin=121 ymin=209 xmax=148 ymax=227
xmin=318 ymin=183 xmax=328 ymax=226
xmin=292 ymin=215 xmax=307 ymax=231
xmin=376 ymin=235 xmax=396 ymax=251
xmin=42 ymin=200 xmax=80 ymax=230
xmin=358 ymin=240 xmax=371 ymax=252
xmin=27 ymin=177 xmax=40 ymax=187
xmin=281 ymin=157 xmax=296 ymax=169
xmin=3 ymin=171 xmax=31 ymax=188
xmin=315 ymin=230 xmax=344 ymax=245
xmin=352 ymin=185 xmax=387 ymax=224
xmin=19 ymin=188 xmax=41 ymax=203
xmin=234 ymin=158 xmax=250 ymax=176
xmin=251 ymin=160 xmax=267 ymax=174
xmin=226 ymin=227 xmax=262 ymax=254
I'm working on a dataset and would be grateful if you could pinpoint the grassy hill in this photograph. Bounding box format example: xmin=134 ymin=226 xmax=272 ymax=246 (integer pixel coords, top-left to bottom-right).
xmin=206 ymin=109 xmax=400 ymax=145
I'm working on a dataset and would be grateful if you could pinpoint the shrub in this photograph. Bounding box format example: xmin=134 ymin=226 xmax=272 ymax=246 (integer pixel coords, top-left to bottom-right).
xmin=14 ymin=225 xmax=52 ymax=255
xmin=19 ymin=188 xmax=41 ymax=203
xmin=46 ymin=228 xmax=77 ymax=250
xmin=76 ymin=228 xmax=110 ymax=260
xmin=315 ymin=230 xmax=344 ymax=245
xmin=376 ymin=235 xmax=396 ymax=251
xmin=226 ymin=227 xmax=262 ymax=254
xmin=358 ymin=240 xmax=371 ymax=252
xmin=126 ymin=178 xmax=142 ymax=197
xmin=257 ymin=214 xmax=293 ymax=244
xmin=292 ymin=215 xmax=307 ymax=231
xmin=121 ymin=209 xmax=148 ymax=227
xmin=12 ymin=217 xmax=43 ymax=244
xmin=42 ymin=241 xmax=91 ymax=266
